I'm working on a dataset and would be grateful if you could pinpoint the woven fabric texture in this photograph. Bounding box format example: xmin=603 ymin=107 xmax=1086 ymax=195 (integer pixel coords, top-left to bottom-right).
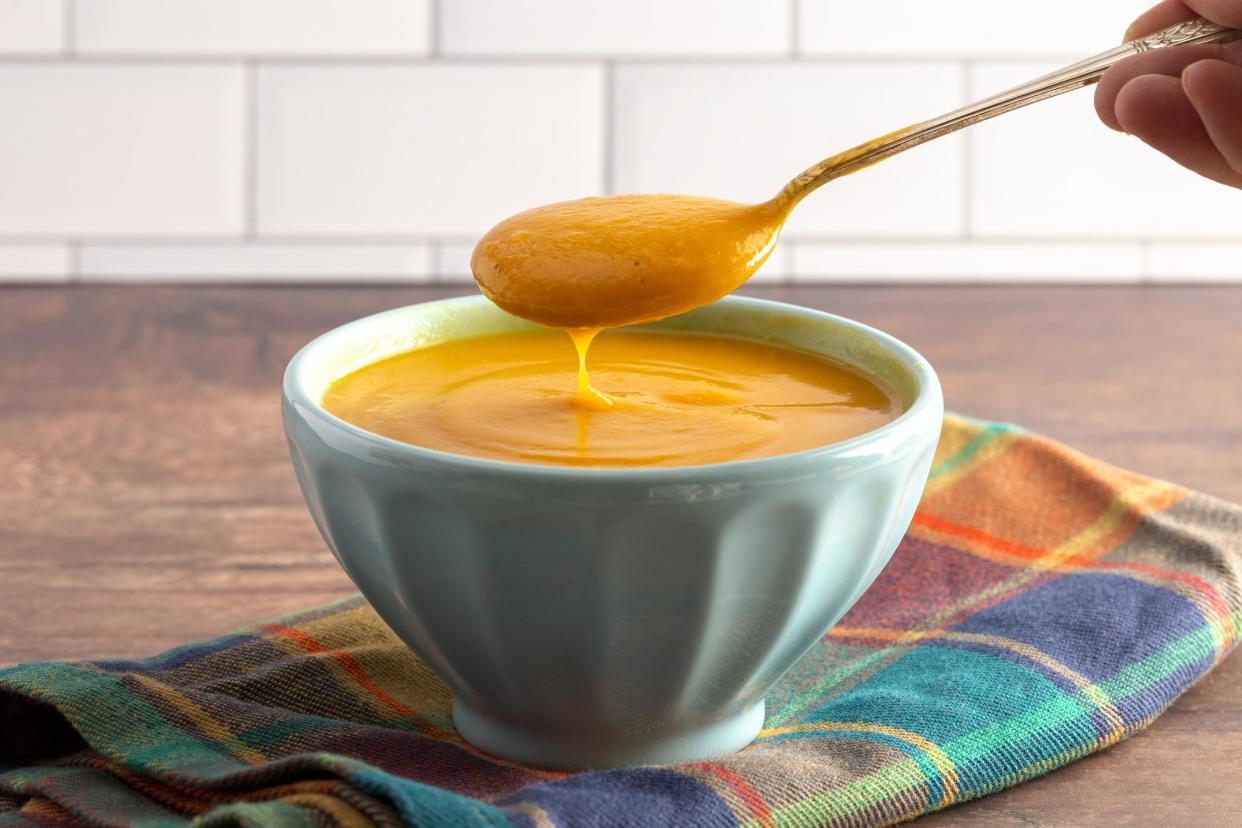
xmin=2 ymin=414 xmax=1240 ymax=827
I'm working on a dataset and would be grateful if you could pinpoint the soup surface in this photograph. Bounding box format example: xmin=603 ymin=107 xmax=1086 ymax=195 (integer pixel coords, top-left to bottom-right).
xmin=322 ymin=330 xmax=901 ymax=468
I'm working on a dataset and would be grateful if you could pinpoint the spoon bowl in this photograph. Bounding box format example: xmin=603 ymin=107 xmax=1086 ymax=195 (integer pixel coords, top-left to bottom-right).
xmin=472 ymin=194 xmax=785 ymax=329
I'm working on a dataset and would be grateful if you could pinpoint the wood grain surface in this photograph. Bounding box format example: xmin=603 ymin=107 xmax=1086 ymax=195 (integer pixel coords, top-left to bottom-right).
xmin=2 ymin=285 xmax=1239 ymax=825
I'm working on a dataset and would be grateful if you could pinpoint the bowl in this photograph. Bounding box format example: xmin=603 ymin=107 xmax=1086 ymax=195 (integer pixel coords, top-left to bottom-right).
xmin=282 ymin=295 xmax=943 ymax=770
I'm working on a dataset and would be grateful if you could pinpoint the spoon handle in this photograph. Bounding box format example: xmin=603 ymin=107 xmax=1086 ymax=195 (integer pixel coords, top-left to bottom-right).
xmin=779 ymin=17 xmax=1241 ymax=205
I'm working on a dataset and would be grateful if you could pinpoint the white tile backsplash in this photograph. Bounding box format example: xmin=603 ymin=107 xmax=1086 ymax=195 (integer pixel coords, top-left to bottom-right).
xmin=257 ymin=65 xmax=604 ymax=236
xmin=798 ymin=0 xmax=1145 ymax=58
xmin=80 ymin=243 xmax=431 ymax=281
xmin=0 ymin=5 xmax=1238 ymax=283
xmin=436 ymin=242 xmax=476 ymax=282
xmin=0 ymin=65 xmax=244 ymax=236
xmin=614 ymin=63 xmax=966 ymax=239
xmin=442 ymin=0 xmax=789 ymax=56
xmin=792 ymin=242 xmax=1145 ymax=281
xmin=75 ymin=0 xmax=430 ymax=55
xmin=970 ymin=62 xmax=1242 ymax=239
xmin=0 ymin=245 xmax=71 ymax=280
xmin=1150 ymin=244 xmax=1242 ymax=281
xmin=0 ymin=0 xmax=64 ymax=53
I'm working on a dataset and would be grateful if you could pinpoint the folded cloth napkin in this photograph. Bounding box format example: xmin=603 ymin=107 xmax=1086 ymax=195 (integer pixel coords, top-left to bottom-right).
xmin=2 ymin=414 xmax=1240 ymax=827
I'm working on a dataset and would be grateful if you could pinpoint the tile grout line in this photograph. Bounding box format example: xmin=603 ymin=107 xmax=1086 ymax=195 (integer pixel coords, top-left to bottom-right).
xmin=62 ymin=0 xmax=75 ymax=56
xmin=0 ymin=54 xmax=1095 ymax=67
xmin=788 ymin=0 xmax=800 ymax=58
xmin=49 ymin=275 xmax=1206 ymax=287
xmin=428 ymin=240 xmax=442 ymax=282
xmin=781 ymin=276 xmax=1153 ymax=285
xmin=427 ymin=0 xmax=441 ymax=58
xmin=4 ymin=235 xmax=1242 ymax=246
xmin=244 ymin=62 xmax=259 ymax=240
xmin=602 ymin=61 xmax=615 ymax=195
xmin=960 ymin=59 xmax=973 ymax=241
xmin=68 ymin=239 xmax=81 ymax=284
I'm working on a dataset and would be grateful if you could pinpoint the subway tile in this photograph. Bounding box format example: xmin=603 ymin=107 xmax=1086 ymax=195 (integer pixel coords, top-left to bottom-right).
xmin=1150 ymin=244 xmax=1242 ymax=282
xmin=614 ymin=63 xmax=965 ymax=239
xmin=970 ymin=62 xmax=1242 ymax=239
xmin=75 ymin=0 xmax=429 ymax=55
xmin=258 ymin=65 xmax=604 ymax=237
xmin=442 ymin=0 xmax=788 ymax=56
xmin=0 ymin=0 xmax=63 ymax=53
xmin=798 ymin=0 xmax=1143 ymax=58
xmin=79 ymin=243 xmax=431 ymax=281
xmin=436 ymin=242 xmax=477 ymax=282
xmin=791 ymin=241 xmax=1144 ymax=281
xmin=0 ymin=65 xmax=244 ymax=235
xmin=0 ymin=245 xmax=71 ymax=280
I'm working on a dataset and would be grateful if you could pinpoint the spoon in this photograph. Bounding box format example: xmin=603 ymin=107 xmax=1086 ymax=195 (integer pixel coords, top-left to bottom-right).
xmin=472 ymin=17 xmax=1240 ymax=331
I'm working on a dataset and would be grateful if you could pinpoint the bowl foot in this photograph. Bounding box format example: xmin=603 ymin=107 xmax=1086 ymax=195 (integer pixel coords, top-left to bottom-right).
xmin=452 ymin=697 xmax=765 ymax=771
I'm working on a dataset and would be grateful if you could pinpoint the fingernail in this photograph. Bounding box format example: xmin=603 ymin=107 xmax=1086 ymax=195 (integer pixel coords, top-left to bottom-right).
xmin=1180 ymin=61 xmax=1200 ymax=91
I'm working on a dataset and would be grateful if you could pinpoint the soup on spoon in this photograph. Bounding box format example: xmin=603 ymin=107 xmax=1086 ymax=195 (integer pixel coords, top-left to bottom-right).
xmin=471 ymin=194 xmax=788 ymax=332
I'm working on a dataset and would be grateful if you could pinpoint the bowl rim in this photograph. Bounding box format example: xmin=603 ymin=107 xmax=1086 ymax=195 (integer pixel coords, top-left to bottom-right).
xmin=283 ymin=294 xmax=943 ymax=481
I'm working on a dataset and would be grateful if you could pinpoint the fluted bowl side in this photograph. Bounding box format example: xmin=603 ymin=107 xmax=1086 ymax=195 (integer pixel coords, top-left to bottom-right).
xmin=283 ymin=296 xmax=942 ymax=770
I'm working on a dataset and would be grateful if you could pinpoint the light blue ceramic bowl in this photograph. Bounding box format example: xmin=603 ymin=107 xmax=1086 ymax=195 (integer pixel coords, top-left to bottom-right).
xmin=283 ymin=295 xmax=942 ymax=770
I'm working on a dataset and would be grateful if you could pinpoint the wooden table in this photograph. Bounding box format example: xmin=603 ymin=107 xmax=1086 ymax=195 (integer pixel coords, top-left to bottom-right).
xmin=2 ymin=285 xmax=1239 ymax=825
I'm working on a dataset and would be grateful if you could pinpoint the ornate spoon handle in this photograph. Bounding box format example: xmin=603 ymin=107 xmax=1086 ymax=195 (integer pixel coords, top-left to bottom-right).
xmin=779 ymin=18 xmax=1241 ymax=206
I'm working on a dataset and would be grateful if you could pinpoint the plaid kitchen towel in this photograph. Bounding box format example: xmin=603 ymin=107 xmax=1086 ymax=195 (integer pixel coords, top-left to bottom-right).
xmin=2 ymin=414 xmax=1240 ymax=827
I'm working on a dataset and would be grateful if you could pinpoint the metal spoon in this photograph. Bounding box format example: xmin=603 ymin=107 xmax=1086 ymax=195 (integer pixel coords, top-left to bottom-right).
xmin=473 ymin=17 xmax=1240 ymax=330
xmin=777 ymin=17 xmax=1241 ymax=209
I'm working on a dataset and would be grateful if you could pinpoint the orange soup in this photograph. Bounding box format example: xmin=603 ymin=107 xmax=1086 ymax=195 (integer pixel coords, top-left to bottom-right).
xmin=322 ymin=330 xmax=901 ymax=468
xmin=472 ymin=195 xmax=786 ymax=330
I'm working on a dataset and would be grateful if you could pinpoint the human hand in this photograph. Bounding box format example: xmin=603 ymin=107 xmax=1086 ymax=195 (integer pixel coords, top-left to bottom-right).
xmin=1095 ymin=0 xmax=1242 ymax=187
